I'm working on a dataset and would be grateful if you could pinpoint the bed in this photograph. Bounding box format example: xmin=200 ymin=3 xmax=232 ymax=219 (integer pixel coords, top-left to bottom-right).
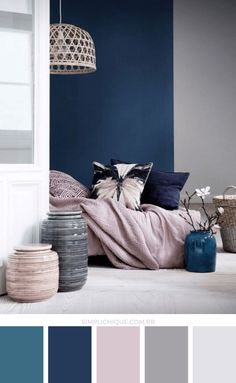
xmin=50 ymin=170 xmax=200 ymax=269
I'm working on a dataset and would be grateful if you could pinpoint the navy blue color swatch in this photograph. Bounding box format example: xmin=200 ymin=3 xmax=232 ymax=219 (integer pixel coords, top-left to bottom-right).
xmin=0 ymin=327 xmax=43 ymax=383
xmin=50 ymin=0 xmax=173 ymax=186
xmin=49 ymin=327 xmax=91 ymax=383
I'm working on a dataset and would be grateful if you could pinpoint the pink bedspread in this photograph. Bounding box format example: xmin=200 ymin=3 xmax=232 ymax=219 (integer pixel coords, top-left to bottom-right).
xmin=50 ymin=196 xmax=200 ymax=270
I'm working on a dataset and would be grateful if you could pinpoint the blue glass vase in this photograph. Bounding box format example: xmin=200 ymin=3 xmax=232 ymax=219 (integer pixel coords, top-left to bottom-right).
xmin=184 ymin=231 xmax=216 ymax=272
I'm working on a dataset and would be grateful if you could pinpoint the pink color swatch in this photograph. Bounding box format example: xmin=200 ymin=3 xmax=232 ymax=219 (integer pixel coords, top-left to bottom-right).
xmin=97 ymin=327 xmax=140 ymax=383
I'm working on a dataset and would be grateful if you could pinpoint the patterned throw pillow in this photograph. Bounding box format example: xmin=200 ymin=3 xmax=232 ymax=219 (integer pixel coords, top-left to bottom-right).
xmin=111 ymin=159 xmax=189 ymax=210
xmin=50 ymin=170 xmax=90 ymax=199
xmin=91 ymin=161 xmax=153 ymax=210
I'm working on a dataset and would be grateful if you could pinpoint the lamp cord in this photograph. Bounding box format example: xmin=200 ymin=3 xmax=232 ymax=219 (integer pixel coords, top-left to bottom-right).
xmin=59 ymin=0 xmax=62 ymax=23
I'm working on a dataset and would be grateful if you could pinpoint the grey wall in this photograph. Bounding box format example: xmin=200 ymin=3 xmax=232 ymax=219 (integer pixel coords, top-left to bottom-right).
xmin=174 ymin=0 xmax=236 ymax=198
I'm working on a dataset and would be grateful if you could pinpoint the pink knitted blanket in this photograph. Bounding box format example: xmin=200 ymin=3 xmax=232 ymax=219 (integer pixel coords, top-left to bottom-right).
xmin=50 ymin=196 xmax=200 ymax=270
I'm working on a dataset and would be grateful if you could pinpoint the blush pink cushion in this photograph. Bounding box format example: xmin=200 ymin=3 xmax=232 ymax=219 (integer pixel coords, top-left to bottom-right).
xmin=50 ymin=170 xmax=90 ymax=199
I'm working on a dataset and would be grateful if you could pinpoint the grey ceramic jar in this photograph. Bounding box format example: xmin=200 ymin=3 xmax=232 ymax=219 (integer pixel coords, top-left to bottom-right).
xmin=41 ymin=211 xmax=88 ymax=292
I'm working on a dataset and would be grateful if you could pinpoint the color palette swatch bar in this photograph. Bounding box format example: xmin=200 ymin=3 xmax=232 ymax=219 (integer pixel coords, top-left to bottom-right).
xmin=4 ymin=325 xmax=236 ymax=383
xmin=145 ymin=327 xmax=188 ymax=383
xmin=194 ymin=327 xmax=236 ymax=383
xmin=97 ymin=327 xmax=140 ymax=383
xmin=49 ymin=327 xmax=91 ymax=383
xmin=0 ymin=327 xmax=43 ymax=383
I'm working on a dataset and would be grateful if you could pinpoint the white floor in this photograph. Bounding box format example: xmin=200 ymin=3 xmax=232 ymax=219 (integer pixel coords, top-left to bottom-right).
xmin=0 ymin=238 xmax=235 ymax=314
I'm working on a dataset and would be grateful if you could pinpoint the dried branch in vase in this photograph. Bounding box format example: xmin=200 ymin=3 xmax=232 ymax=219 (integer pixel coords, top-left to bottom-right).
xmin=180 ymin=186 xmax=224 ymax=236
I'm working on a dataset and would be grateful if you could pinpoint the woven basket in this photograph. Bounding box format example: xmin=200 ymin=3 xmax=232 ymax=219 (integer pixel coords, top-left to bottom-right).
xmin=6 ymin=244 xmax=59 ymax=302
xmin=213 ymin=185 xmax=236 ymax=252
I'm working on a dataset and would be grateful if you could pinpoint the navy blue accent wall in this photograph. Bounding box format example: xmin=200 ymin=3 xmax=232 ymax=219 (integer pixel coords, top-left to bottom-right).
xmin=50 ymin=0 xmax=173 ymax=186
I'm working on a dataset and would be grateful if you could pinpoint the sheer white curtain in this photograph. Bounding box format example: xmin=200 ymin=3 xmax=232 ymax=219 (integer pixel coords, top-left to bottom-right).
xmin=0 ymin=0 xmax=32 ymax=14
xmin=0 ymin=0 xmax=33 ymax=163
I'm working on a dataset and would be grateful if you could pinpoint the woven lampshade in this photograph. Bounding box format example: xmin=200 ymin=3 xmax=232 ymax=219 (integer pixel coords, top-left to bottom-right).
xmin=50 ymin=23 xmax=96 ymax=74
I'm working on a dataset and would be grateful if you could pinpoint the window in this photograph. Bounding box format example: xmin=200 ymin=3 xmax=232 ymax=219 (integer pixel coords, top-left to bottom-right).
xmin=0 ymin=0 xmax=34 ymax=163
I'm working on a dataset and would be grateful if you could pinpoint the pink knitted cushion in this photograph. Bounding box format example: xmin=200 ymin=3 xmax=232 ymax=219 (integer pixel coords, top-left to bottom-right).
xmin=50 ymin=170 xmax=90 ymax=199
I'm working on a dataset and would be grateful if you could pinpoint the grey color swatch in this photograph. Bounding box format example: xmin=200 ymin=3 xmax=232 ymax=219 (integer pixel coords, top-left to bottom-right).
xmin=145 ymin=327 xmax=188 ymax=383
xmin=194 ymin=327 xmax=236 ymax=383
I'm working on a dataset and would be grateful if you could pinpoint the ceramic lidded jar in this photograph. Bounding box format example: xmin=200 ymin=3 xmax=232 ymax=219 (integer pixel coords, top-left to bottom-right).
xmin=41 ymin=211 xmax=88 ymax=292
xmin=6 ymin=243 xmax=59 ymax=302
xmin=184 ymin=231 xmax=217 ymax=272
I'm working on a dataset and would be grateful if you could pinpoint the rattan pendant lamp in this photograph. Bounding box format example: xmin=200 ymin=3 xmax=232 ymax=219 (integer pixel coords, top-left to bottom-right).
xmin=50 ymin=0 xmax=96 ymax=74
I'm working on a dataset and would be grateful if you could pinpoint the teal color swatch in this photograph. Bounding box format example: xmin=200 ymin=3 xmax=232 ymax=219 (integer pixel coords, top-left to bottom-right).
xmin=0 ymin=327 xmax=43 ymax=383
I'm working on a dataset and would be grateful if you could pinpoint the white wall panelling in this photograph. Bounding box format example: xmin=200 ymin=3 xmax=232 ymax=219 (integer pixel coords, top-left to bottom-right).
xmin=0 ymin=181 xmax=7 ymax=293
xmin=0 ymin=0 xmax=49 ymax=294
xmin=7 ymin=181 xmax=42 ymax=252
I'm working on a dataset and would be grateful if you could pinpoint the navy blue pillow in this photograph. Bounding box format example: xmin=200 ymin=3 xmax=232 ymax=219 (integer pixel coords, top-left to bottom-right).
xmin=111 ymin=159 xmax=189 ymax=210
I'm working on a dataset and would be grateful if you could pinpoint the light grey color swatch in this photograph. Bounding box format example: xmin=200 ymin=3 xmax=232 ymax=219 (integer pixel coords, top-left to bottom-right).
xmin=194 ymin=327 xmax=236 ymax=383
xmin=145 ymin=327 xmax=188 ymax=383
